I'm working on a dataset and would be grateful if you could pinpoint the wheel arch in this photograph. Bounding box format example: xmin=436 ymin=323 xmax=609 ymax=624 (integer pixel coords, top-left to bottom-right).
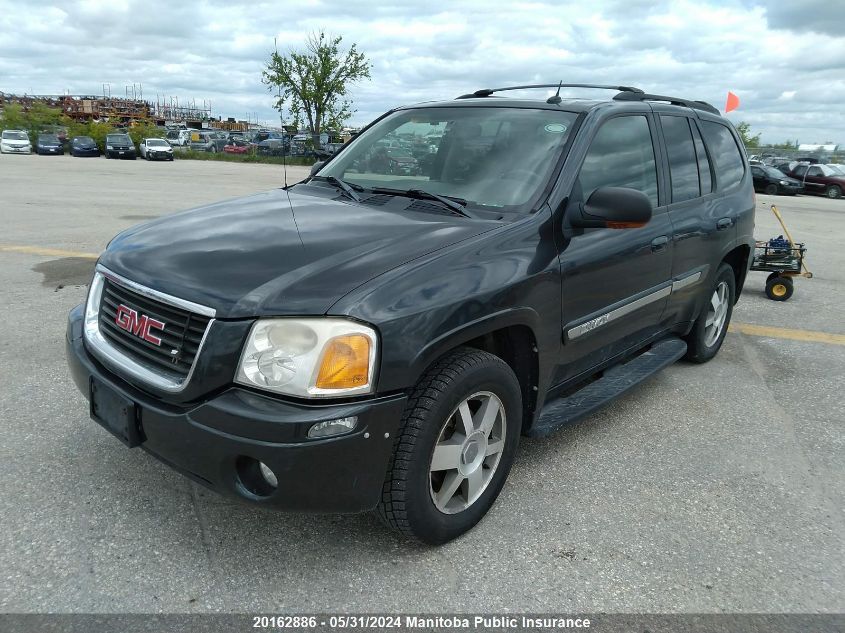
xmin=721 ymin=243 xmax=752 ymax=302
xmin=407 ymin=309 xmax=541 ymax=433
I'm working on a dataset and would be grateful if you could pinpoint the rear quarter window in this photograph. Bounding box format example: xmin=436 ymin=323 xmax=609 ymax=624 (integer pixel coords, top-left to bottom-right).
xmin=699 ymin=121 xmax=745 ymax=190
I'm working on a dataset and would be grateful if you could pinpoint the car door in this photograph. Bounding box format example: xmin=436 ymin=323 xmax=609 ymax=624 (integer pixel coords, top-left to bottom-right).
xmin=555 ymin=112 xmax=674 ymax=383
xmin=750 ymin=166 xmax=766 ymax=191
xmin=801 ymin=165 xmax=827 ymax=195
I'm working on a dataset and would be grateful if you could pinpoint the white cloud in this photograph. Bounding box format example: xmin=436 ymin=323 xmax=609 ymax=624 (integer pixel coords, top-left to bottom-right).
xmin=0 ymin=0 xmax=842 ymax=144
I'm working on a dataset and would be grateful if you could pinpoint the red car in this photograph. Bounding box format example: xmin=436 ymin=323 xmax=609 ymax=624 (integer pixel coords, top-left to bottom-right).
xmin=223 ymin=143 xmax=250 ymax=155
xmin=787 ymin=163 xmax=845 ymax=199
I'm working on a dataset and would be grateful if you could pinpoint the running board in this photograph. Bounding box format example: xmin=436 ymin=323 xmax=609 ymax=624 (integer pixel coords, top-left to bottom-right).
xmin=528 ymin=337 xmax=687 ymax=438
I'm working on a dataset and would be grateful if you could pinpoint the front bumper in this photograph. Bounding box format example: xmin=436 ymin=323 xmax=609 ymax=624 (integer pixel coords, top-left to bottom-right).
xmin=147 ymin=151 xmax=173 ymax=160
xmin=2 ymin=144 xmax=31 ymax=153
xmin=107 ymin=149 xmax=136 ymax=158
xmin=65 ymin=304 xmax=407 ymax=513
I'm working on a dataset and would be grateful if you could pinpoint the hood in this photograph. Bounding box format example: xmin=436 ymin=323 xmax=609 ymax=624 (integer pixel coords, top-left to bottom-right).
xmin=3 ymin=139 xmax=29 ymax=145
xmin=99 ymin=188 xmax=500 ymax=318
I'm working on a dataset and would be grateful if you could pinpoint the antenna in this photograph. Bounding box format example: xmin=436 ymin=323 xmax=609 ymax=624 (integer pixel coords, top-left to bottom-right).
xmin=546 ymin=81 xmax=563 ymax=104
xmin=275 ymin=36 xmax=288 ymax=189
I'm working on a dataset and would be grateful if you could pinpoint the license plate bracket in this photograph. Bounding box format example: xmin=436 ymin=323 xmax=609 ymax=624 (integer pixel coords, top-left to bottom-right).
xmin=90 ymin=378 xmax=143 ymax=447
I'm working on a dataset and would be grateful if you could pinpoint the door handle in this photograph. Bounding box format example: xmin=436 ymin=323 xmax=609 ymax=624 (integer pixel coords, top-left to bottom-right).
xmin=651 ymin=236 xmax=669 ymax=252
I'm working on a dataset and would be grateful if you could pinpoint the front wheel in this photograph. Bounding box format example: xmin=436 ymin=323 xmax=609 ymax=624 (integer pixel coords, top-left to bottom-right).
xmin=684 ymin=263 xmax=736 ymax=363
xmin=377 ymin=348 xmax=521 ymax=544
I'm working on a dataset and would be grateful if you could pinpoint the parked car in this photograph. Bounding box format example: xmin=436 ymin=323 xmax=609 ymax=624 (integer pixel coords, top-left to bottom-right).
xmin=104 ymin=133 xmax=136 ymax=159
xmin=35 ymin=133 xmax=64 ymax=155
xmin=188 ymin=130 xmax=227 ymax=153
xmin=0 ymin=130 xmax=32 ymax=154
xmin=224 ymin=138 xmax=251 ymax=154
xmin=787 ymin=163 xmax=845 ymax=198
xmin=250 ymin=131 xmax=288 ymax=155
xmin=165 ymin=129 xmax=191 ymax=147
xmin=750 ymin=165 xmax=803 ymax=195
xmin=66 ymin=83 xmax=754 ymax=544
xmin=70 ymin=136 xmax=99 ymax=157
xmin=139 ymin=138 xmax=174 ymax=161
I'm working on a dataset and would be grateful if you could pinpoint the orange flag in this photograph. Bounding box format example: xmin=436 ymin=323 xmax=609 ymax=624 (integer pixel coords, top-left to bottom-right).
xmin=725 ymin=91 xmax=740 ymax=113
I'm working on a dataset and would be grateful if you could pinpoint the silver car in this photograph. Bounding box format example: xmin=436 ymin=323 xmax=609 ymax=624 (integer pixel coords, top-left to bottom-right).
xmin=139 ymin=138 xmax=174 ymax=161
xmin=0 ymin=130 xmax=32 ymax=154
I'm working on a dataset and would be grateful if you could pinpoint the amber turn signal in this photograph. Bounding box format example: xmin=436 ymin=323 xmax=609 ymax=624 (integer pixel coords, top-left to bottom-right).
xmin=315 ymin=334 xmax=371 ymax=390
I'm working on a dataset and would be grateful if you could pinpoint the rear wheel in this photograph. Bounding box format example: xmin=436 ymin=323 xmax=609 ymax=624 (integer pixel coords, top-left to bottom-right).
xmin=377 ymin=348 xmax=521 ymax=544
xmin=684 ymin=263 xmax=736 ymax=363
xmin=826 ymin=185 xmax=842 ymax=199
xmin=765 ymin=183 xmax=778 ymax=195
xmin=765 ymin=276 xmax=793 ymax=301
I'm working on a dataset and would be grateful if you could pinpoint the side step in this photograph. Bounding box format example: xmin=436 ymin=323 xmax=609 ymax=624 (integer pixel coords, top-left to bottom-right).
xmin=527 ymin=337 xmax=687 ymax=438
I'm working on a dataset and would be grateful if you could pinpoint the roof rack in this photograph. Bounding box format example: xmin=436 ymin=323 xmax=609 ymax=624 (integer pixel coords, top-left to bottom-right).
xmin=455 ymin=83 xmax=721 ymax=115
xmin=456 ymin=84 xmax=644 ymax=99
xmin=612 ymin=91 xmax=720 ymax=115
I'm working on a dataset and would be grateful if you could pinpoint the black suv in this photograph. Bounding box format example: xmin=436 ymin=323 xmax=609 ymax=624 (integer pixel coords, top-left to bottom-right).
xmin=66 ymin=84 xmax=755 ymax=544
xmin=105 ymin=133 xmax=137 ymax=159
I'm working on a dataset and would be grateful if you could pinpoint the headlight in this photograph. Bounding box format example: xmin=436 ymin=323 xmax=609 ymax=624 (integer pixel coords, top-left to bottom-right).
xmin=235 ymin=318 xmax=377 ymax=397
xmin=780 ymin=180 xmax=789 ymax=185
xmin=106 ymin=145 xmax=114 ymax=150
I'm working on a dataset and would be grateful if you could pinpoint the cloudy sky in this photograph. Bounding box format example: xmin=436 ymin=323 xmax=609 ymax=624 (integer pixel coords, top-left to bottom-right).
xmin=1 ymin=0 xmax=843 ymax=144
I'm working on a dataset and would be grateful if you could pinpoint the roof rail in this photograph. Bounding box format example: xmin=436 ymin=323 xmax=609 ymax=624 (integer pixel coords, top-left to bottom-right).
xmin=456 ymin=84 xmax=644 ymax=99
xmin=612 ymin=91 xmax=720 ymax=115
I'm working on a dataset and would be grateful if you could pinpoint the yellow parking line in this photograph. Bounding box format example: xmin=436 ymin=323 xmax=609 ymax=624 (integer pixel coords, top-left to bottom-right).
xmin=730 ymin=322 xmax=845 ymax=346
xmin=0 ymin=245 xmax=99 ymax=259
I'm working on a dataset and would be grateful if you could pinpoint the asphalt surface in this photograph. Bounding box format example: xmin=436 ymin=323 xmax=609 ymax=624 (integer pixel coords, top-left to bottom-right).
xmin=0 ymin=153 xmax=842 ymax=614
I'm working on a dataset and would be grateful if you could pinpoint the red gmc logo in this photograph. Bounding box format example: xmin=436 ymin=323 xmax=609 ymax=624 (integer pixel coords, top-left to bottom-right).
xmin=114 ymin=304 xmax=166 ymax=346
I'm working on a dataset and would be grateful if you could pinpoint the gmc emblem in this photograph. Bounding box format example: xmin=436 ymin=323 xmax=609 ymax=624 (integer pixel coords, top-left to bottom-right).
xmin=114 ymin=304 xmax=165 ymax=346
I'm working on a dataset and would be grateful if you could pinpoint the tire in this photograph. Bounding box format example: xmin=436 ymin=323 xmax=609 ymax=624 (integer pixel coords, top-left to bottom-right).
xmin=765 ymin=183 xmax=778 ymax=195
xmin=684 ymin=263 xmax=736 ymax=363
xmin=826 ymin=185 xmax=842 ymax=199
xmin=376 ymin=347 xmax=522 ymax=544
xmin=765 ymin=276 xmax=793 ymax=301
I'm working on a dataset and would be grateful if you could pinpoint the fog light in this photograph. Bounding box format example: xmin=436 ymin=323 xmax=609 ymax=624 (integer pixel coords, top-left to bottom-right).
xmin=307 ymin=416 xmax=358 ymax=439
xmin=259 ymin=461 xmax=278 ymax=488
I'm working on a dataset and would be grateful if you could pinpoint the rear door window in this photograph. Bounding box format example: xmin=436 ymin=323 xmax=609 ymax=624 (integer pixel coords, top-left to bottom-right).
xmin=578 ymin=115 xmax=659 ymax=207
xmin=699 ymin=121 xmax=745 ymax=190
xmin=660 ymin=116 xmax=699 ymax=202
xmin=690 ymin=122 xmax=712 ymax=195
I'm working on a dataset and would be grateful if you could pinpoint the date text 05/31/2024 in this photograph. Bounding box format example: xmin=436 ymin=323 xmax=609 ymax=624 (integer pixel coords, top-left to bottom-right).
xmin=251 ymin=615 xmax=592 ymax=629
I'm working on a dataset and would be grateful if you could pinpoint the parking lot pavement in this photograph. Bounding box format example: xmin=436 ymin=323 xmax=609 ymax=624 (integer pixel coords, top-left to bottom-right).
xmin=1 ymin=153 xmax=843 ymax=613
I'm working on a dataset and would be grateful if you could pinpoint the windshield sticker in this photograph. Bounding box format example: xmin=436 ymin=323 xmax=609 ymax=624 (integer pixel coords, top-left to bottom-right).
xmin=544 ymin=123 xmax=568 ymax=133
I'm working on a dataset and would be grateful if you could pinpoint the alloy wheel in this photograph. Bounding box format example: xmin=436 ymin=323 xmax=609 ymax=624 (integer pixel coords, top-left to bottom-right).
xmin=429 ymin=391 xmax=507 ymax=515
xmin=704 ymin=281 xmax=729 ymax=347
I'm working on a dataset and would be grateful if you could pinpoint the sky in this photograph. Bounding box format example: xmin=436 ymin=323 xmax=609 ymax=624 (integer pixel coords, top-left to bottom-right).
xmin=0 ymin=0 xmax=843 ymax=145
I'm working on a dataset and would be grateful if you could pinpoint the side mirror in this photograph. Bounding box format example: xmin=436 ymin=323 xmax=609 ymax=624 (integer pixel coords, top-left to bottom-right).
xmin=570 ymin=186 xmax=652 ymax=229
xmin=310 ymin=160 xmax=325 ymax=176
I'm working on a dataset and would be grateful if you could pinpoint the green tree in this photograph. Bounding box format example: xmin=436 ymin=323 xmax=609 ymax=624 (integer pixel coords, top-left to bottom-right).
xmin=262 ymin=31 xmax=371 ymax=146
xmin=736 ymin=121 xmax=761 ymax=148
xmin=0 ymin=103 xmax=28 ymax=131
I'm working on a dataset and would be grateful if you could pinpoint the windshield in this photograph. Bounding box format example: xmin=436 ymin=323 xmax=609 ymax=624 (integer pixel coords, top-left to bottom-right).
xmin=39 ymin=135 xmax=59 ymax=143
xmin=76 ymin=136 xmax=94 ymax=143
xmin=107 ymin=134 xmax=131 ymax=143
xmin=318 ymin=107 xmax=578 ymax=212
xmin=147 ymin=139 xmax=169 ymax=147
xmin=2 ymin=131 xmax=28 ymax=140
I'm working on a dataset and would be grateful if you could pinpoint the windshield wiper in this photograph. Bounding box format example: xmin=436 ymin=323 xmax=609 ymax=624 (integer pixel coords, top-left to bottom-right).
xmin=371 ymin=187 xmax=473 ymax=218
xmin=320 ymin=176 xmax=363 ymax=202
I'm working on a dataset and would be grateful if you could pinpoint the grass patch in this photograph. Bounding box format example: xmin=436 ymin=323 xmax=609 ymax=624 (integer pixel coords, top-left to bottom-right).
xmin=175 ymin=149 xmax=316 ymax=166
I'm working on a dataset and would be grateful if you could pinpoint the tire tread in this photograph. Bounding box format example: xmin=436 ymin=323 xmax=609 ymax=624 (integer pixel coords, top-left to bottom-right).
xmin=375 ymin=347 xmax=510 ymax=538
